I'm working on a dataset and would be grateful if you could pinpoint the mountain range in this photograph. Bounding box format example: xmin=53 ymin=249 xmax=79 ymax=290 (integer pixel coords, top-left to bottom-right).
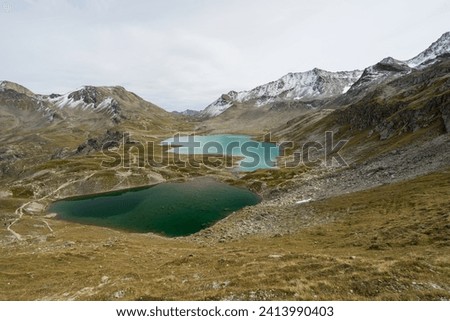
xmin=2 ymin=32 xmax=449 ymax=130
xmin=1 ymin=31 xmax=449 ymax=178
xmin=199 ymin=31 xmax=450 ymax=119
xmin=201 ymin=69 xmax=362 ymax=117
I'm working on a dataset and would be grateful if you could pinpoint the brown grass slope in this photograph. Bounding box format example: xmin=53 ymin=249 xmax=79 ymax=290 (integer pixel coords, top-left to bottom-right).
xmin=0 ymin=170 xmax=448 ymax=300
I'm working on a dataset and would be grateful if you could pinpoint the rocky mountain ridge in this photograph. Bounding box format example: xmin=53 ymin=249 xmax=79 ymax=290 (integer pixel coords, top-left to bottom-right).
xmin=200 ymin=32 xmax=450 ymax=118
xmin=0 ymin=82 xmax=174 ymax=127
xmin=201 ymin=69 xmax=362 ymax=117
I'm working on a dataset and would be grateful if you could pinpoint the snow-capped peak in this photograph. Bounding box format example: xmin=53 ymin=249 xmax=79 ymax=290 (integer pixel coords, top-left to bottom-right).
xmin=201 ymin=69 xmax=362 ymax=117
xmin=407 ymin=31 xmax=450 ymax=68
xmin=350 ymin=32 xmax=450 ymax=91
xmin=46 ymin=86 xmax=119 ymax=116
xmin=379 ymin=57 xmax=408 ymax=67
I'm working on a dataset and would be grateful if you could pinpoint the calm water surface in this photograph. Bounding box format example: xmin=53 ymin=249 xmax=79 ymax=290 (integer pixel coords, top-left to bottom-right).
xmin=162 ymin=134 xmax=280 ymax=171
xmin=49 ymin=178 xmax=260 ymax=237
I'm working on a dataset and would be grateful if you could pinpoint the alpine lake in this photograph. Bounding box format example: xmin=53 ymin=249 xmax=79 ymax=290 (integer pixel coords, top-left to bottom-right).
xmin=49 ymin=135 xmax=279 ymax=236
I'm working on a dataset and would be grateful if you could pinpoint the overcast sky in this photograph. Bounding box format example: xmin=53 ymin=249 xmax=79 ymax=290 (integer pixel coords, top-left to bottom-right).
xmin=1 ymin=0 xmax=449 ymax=111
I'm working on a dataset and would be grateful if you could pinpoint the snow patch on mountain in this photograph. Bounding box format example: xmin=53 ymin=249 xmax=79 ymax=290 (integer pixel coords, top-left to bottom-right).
xmin=202 ymin=69 xmax=362 ymax=117
xmin=48 ymin=91 xmax=83 ymax=109
xmin=46 ymin=86 xmax=119 ymax=116
xmin=407 ymin=31 xmax=450 ymax=68
xmin=351 ymin=56 xmax=411 ymax=90
xmin=350 ymin=32 xmax=449 ymax=92
xmin=342 ymin=85 xmax=351 ymax=94
xmin=204 ymin=101 xmax=233 ymax=117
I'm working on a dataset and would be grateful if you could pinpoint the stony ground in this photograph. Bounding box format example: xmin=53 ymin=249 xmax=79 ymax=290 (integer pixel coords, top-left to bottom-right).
xmin=191 ymin=133 xmax=450 ymax=241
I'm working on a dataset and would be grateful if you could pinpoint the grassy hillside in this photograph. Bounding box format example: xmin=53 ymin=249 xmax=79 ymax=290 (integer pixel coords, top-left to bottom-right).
xmin=1 ymin=170 xmax=448 ymax=300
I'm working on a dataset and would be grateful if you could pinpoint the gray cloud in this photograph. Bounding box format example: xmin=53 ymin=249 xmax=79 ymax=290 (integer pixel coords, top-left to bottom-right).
xmin=1 ymin=0 xmax=449 ymax=111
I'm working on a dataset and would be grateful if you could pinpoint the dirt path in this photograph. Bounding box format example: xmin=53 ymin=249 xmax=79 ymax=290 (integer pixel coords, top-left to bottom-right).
xmin=7 ymin=172 xmax=96 ymax=241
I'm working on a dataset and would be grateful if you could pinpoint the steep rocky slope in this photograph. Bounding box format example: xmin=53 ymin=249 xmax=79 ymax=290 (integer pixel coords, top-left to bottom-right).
xmin=328 ymin=32 xmax=450 ymax=109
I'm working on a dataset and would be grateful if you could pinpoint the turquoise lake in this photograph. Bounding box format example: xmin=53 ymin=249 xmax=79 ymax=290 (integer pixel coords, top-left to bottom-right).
xmin=161 ymin=134 xmax=280 ymax=171
xmin=49 ymin=178 xmax=260 ymax=237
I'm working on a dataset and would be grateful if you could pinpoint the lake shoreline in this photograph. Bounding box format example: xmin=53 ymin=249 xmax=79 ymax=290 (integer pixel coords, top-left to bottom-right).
xmin=48 ymin=176 xmax=261 ymax=237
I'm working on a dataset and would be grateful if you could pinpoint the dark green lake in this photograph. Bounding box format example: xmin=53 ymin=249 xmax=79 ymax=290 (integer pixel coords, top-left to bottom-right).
xmin=48 ymin=178 xmax=260 ymax=237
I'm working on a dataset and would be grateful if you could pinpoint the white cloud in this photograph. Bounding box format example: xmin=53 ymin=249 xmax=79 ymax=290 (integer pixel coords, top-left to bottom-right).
xmin=1 ymin=0 xmax=449 ymax=111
